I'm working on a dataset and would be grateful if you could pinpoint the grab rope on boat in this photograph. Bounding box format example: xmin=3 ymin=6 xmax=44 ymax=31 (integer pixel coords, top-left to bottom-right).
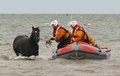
xmin=45 ymin=41 xmax=52 ymax=48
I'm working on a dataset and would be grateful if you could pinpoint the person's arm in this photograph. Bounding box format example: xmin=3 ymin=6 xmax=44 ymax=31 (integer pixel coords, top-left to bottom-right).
xmin=55 ymin=29 xmax=66 ymax=40
xmin=74 ymin=30 xmax=84 ymax=41
xmin=46 ymin=37 xmax=55 ymax=43
xmin=87 ymin=34 xmax=95 ymax=45
xmin=69 ymin=32 xmax=73 ymax=41
xmin=87 ymin=34 xmax=99 ymax=48
xmin=46 ymin=29 xmax=65 ymax=43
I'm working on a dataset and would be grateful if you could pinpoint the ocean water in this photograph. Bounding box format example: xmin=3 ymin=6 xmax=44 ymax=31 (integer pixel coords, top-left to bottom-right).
xmin=0 ymin=14 xmax=120 ymax=76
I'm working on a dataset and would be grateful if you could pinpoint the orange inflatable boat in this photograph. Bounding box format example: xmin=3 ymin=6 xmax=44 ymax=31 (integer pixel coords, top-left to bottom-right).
xmin=52 ymin=41 xmax=111 ymax=59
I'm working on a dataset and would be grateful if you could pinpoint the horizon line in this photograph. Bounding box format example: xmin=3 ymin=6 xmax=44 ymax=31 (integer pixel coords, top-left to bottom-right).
xmin=0 ymin=13 xmax=120 ymax=15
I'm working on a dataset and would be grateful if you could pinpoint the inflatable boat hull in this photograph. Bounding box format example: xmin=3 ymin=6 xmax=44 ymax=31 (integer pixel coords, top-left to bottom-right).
xmin=53 ymin=41 xmax=111 ymax=59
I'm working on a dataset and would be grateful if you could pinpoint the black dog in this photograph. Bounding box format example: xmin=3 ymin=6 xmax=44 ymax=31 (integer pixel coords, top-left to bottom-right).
xmin=13 ymin=26 xmax=40 ymax=57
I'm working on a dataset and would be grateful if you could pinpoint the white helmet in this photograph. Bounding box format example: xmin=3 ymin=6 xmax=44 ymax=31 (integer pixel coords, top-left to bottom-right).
xmin=69 ymin=21 xmax=77 ymax=27
xmin=51 ymin=20 xmax=58 ymax=26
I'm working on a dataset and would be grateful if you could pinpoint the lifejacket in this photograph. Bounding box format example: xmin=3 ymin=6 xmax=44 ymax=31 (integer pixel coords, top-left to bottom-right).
xmin=73 ymin=25 xmax=90 ymax=43
xmin=53 ymin=25 xmax=68 ymax=42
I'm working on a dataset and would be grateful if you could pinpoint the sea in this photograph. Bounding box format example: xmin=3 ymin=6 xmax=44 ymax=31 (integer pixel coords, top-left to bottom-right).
xmin=0 ymin=14 xmax=120 ymax=76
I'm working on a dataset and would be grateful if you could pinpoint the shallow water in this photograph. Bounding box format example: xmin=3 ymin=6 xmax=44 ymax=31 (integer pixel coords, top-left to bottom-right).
xmin=0 ymin=14 xmax=120 ymax=76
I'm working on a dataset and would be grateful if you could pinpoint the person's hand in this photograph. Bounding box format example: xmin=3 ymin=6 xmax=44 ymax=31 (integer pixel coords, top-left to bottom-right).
xmin=94 ymin=44 xmax=98 ymax=47
xmin=94 ymin=44 xmax=100 ymax=48
xmin=46 ymin=39 xmax=51 ymax=43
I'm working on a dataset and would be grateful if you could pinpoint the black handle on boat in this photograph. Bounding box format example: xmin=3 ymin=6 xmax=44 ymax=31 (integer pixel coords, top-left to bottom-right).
xmin=76 ymin=40 xmax=79 ymax=45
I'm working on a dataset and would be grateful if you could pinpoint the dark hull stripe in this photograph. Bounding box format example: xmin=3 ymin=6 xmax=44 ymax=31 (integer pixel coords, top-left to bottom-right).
xmin=57 ymin=50 xmax=108 ymax=57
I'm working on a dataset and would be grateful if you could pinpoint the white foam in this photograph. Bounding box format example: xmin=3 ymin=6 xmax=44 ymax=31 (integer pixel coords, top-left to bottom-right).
xmin=13 ymin=55 xmax=37 ymax=60
xmin=86 ymin=23 xmax=92 ymax=25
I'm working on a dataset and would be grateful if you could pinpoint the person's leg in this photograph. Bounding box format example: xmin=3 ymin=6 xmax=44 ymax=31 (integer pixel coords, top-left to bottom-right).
xmin=57 ymin=36 xmax=71 ymax=49
xmin=57 ymin=41 xmax=64 ymax=49
xmin=65 ymin=36 xmax=71 ymax=44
